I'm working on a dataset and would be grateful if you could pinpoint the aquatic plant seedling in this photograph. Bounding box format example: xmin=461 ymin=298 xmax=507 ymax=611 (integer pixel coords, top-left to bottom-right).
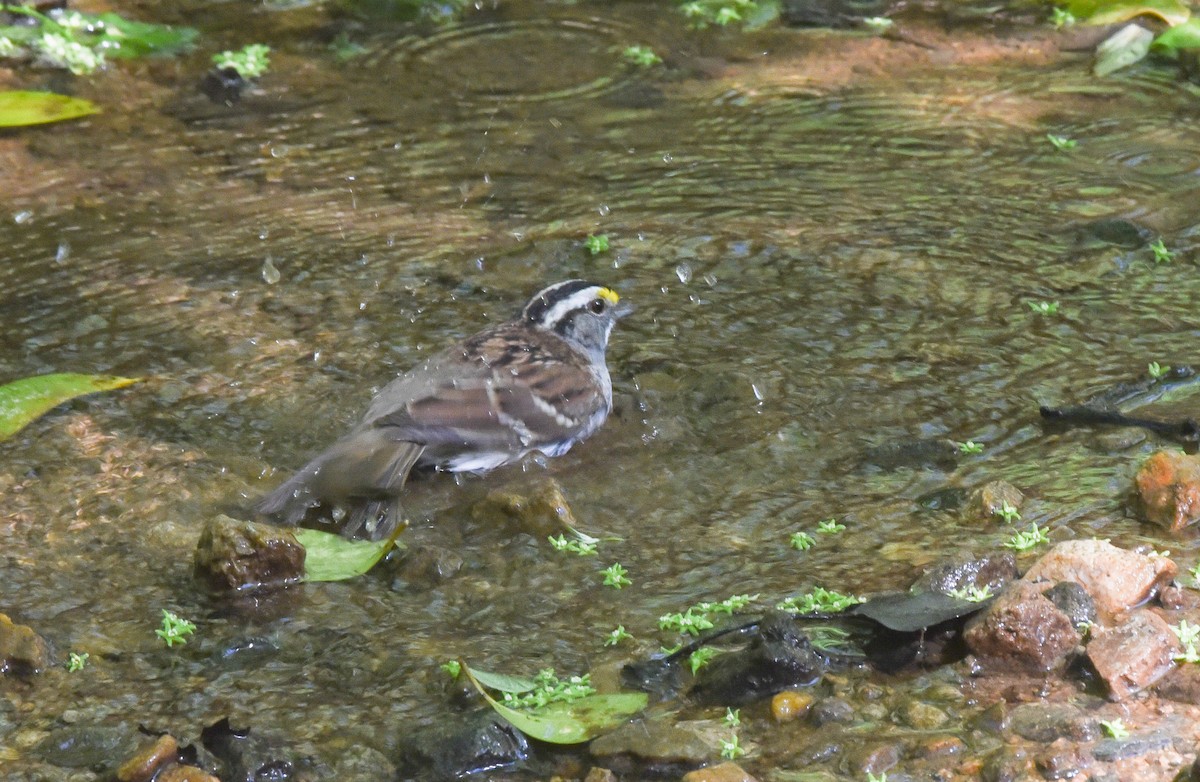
xmin=724 ymin=707 xmax=740 ymax=727
xmin=659 ymin=607 xmax=716 ymax=635
xmin=1100 ymin=718 xmax=1129 ymax=739
xmin=1004 ymin=522 xmax=1049 ymax=552
xmin=155 ymin=610 xmax=196 ymax=648
xmin=956 ymin=440 xmax=984 ymax=454
xmin=1171 ymin=619 xmax=1200 ymax=663
xmin=679 ymin=0 xmax=775 ymax=29
xmin=622 ymin=45 xmax=661 ymax=67
xmin=862 ymin=16 xmax=893 ymax=33
xmin=817 ymin=518 xmax=845 ymax=534
xmin=440 ymin=660 xmax=462 ymax=678
xmin=719 ymin=731 xmax=745 ymax=760
xmin=695 ymin=594 xmax=757 ymax=615
xmin=1050 ymin=7 xmax=1076 ymax=27
xmin=213 ymin=43 xmax=270 ymax=79
xmin=501 ymin=668 xmax=596 ymax=709
xmin=584 ymin=234 xmax=610 ymax=255
xmin=946 ymin=585 xmax=993 ymax=602
xmin=604 ymin=625 xmax=632 ymax=646
xmin=66 ymin=652 xmax=88 ymax=672
xmin=775 ymin=586 xmax=864 ymax=614
xmin=1149 ymin=238 xmax=1174 ymax=264
xmin=1026 ymin=300 xmax=1059 ymax=315
xmin=548 ymin=533 xmax=597 ymax=556
xmin=1148 ymin=361 xmax=1171 ymax=379
xmin=1190 ymin=562 xmax=1200 ymax=587
xmin=790 ymin=531 xmax=816 ymax=550
xmin=688 ymin=646 xmax=719 ymax=673
xmin=1046 ymin=133 xmax=1077 ymax=151
xmin=867 ymin=773 xmax=889 ymax=782
xmin=602 ymin=562 xmax=631 ymax=589
xmin=995 ymin=501 xmax=1021 ymax=524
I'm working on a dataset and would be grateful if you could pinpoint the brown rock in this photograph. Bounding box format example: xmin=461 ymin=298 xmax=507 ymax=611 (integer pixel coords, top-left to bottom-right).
xmin=584 ymin=769 xmax=617 ymax=782
xmin=1087 ymin=610 xmax=1181 ymax=700
xmin=193 ymin=514 xmax=305 ymax=593
xmin=681 ymin=762 xmax=759 ymax=782
xmin=967 ymin=480 xmax=1025 ymax=521
xmin=472 ymin=480 xmax=580 ymax=538
xmin=156 ymin=766 xmax=220 ymax=782
xmin=0 ymin=612 xmax=51 ymax=674
xmin=963 ymin=581 xmax=1080 ymax=672
xmin=1135 ymin=449 xmax=1200 ymax=530
xmin=1154 ymin=661 xmax=1200 ymax=704
xmin=117 ymin=734 xmax=178 ymax=782
xmin=1022 ymin=539 xmax=1176 ymax=615
xmin=771 ymin=690 xmax=813 ymax=722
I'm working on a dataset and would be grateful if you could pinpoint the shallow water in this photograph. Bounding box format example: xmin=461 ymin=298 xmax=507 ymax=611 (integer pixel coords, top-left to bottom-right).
xmin=4 ymin=0 xmax=1200 ymax=778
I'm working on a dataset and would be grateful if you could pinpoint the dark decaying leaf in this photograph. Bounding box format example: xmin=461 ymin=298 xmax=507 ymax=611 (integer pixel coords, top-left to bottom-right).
xmin=850 ymin=590 xmax=991 ymax=633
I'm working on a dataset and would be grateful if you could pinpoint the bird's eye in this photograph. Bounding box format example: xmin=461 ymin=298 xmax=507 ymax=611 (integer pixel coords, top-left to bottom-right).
xmin=589 ymin=298 xmax=607 ymax=314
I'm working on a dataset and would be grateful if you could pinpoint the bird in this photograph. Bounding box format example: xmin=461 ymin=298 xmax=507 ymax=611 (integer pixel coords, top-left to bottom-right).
xmin=255 ymin=279 xmax=629 ymax=539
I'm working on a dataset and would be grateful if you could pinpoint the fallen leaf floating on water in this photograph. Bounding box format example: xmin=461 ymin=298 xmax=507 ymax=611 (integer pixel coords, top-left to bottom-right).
xmin=0 ymin=373 xmax=140 ymax=441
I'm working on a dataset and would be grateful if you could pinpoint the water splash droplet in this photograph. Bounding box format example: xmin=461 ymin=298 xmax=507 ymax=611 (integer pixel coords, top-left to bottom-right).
xmin=675 ymin=263 xmax=693 ymax=284
xmin=262 ymin=256 xmax=281 ymax=284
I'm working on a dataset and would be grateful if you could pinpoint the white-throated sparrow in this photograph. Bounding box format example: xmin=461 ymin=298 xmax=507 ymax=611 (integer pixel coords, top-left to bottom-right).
xmin=255 ymin=279 xmax=629 ymax=538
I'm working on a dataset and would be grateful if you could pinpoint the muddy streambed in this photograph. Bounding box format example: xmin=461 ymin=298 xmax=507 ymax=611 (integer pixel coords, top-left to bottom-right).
xmin=4 ymin=0 xmax=1200 ymax=779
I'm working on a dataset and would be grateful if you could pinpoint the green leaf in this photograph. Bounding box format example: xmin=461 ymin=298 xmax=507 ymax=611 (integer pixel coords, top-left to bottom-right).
xmin=78 ymin=13 xmax=198 ymax=59
xmin=463 ymin=663 xmax=647 ymax=744
xmin=0 ymin=91 xmax=99 ymax=128
xmin=1153 ymin=18 xmax=1200 ymax=55
xmin=0 ymin=373 xmax=138 ymax=440
xmin=1066 ymin=0 xmax=1190 ymax=25
xmin=466 ymin=668 xmax=539 ymax=694
xmin=294 ymin=528 xmax=396 ymax=581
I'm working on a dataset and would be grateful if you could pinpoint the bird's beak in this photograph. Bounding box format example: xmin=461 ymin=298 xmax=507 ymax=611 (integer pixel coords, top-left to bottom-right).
xmin=614 ymin=301 xmax=634 ymax=319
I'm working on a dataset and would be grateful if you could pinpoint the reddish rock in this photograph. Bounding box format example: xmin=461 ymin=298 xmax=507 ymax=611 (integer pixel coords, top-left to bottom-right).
xmin=963 ymin=580 xmax=1080 ymax=672
xmin=0 ymin=612 xmax=51 ymax=674
xmin=117 ymin=734 xmax=179 ymax=782
xmin=1135 ymin=449 xmax=1200 ymax=530
xmin=681 ymin=762 xmax=759 ymax=782
xmin=193 ymin=514 xmax=305 ymax=593
xmin=1153 ymin=659 xmax=1200 ymax=704
xmin=1022 ymin=540 xmax=1176 ymax=616
xmin=1086 ymin=610 xmax=1181 ymax=701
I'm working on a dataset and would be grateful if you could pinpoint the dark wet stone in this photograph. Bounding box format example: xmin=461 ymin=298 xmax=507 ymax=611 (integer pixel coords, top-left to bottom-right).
xmin=853 ymin=590 xmax=989 ymax=634
xmin=861 ymin=438 xmax=958 ymax=471
xmin=1066 ymin=217 xmax=1153 ymax=250
xmin=330 ymin=744 xmax=396 ymax=779
xmin=590 ymin=716 xmax=728 ymax=767
xmin=809 ymin=697 xmax=855 ymax=726
xmin=201 ymin=67 xmax=247 ymax=105
xmin=200 ymin=718 xmax=313 ymax=782
xmin=912 ymin=552 xmax=1018 ymax=596
xmin=1006 ymin=703 xmax=1096 ymax=743
xmin=850 ymin=741 xmax=900 ymax=775
xmin=971 ymin=701 xmax=1007 ymax=733
xmin=964 ymin=581 xmax=1079 ymax=672
xmin=1035 ymin=739 xmax=1092 ymax=780
xmin=981 ymin=747 xmax=1033 ymax=782
xmin=396 ymin=710 xmax=527 ymax=780
xmin=35 ymin=724 xmax=138 ymax=769
xmin=193 ymin=514 xmax=305 ymax=593
xmin=915 ymin=485 xmax=967 ymax=511
xmin=1154 ymin=660 xmax=1200 ymax=704
xmin=388 ymin=544 xmax=463 ymax=590
xmin=780 ymin=0 xmax=893 ymax=27
xmin=1092 ymin=732 xmax=1172 ymax=761
xmin=0 ymin=612 xmax=51 ymax=674
xmin=1043 ymin=582 xmax=1096 ymax=629
xmin=688 ymin=612 xmax=823 ymax=706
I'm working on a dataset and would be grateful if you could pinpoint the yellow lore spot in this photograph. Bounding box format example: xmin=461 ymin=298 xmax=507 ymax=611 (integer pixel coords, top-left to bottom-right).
xmin=597 ymin=288 xmax=620 ymax=305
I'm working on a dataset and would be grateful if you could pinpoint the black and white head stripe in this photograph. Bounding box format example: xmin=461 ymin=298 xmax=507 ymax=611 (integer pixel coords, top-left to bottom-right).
xmin=522 ymin=280 xmax=619 ymax=328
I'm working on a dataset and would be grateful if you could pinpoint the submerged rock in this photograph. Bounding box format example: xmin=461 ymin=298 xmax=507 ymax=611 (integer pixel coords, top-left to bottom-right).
xmin=681 ymin=761 xmax=760 ymax=782
xmin=1022 ymin=540 xmax=1176 ymax=616
xmin=35 ymin=724 xmax=138 ymax=769
xmin=911 ymin=552 xmax=1018 ymax=601
xmin=1134 ymin=450 xmax=1200 ymax=531
xmin=116 ymin=734 xmax=179 ymax=782
xmin=200 ymin=717 xmax=316 ymax=781
xmin=688 ymin=612 xmax=824 ymax=706
xmin=590 ymin=716 xmax=736 ymax=769
xmin=1086 ymin=611 xmax=1181 ymax=701
xmin=193 ymin=514 xmax=305 ymax=593
xmin=861 ymin=438 xmax=958 ymax=471
xmin=966 ymin=481 xmax=1025 ymax=521
xmin=0 ymin=612 xmax=51 ymax=674
xmin=471 ymin=479 xmax=580 ymax=538
xmin=963 ymin=581 xmax=1080 ymax=672
xmin=395 ymin=710 xmax=527 ymax=780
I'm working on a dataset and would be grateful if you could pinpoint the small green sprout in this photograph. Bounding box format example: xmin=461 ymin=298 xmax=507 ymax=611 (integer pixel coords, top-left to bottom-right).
xmin=1050 ymin=7 xmax=1076 ymax=27
xmin=548 ymin=534 xmax=597 ymax=557
xmin=995 ymin=501 xmax=1022 ymax=524
xmin=659 ymin=608 xmax=716 ymax=636
xmin=862 ymin=16 xmax=893 ymax=33
xmin=1077 ymin=619 xmax=1095 ymax=637
xmin=957 ymin=440 xmax=984 ymax=454
xmin=719 ymin=732 xmax=745 ymax=759
xmin=1026 ymin=300 xmax=1060 ymax=315
xmin=1148 ymin=361 xmax=1171 ymax=380
xmin=1047 ymin=133 xmax=1077 ymax=151
xmin=696 ymin=594 xmax=758 ymax=615
xmin=604 ymin=625 xmax=633 ymax=647
xmin=1004 ymin=522 xmax=1049 ymax=552
xmin=1190 ymin=561 xmax=1200 ymax=587
xmin=155 ymin=610 xmax=196 ymax=648
xmin=776 ymin=587 xmax=864 ymax=614
xmin=688 ymin=646 xmax=719 ymax=674
xmin=867 ymin=773 xmax=888 ymax=782
xmin=212 ymin=43 xmax=271 ymax=79
xmin=946 ymin=584 xmax=993 ymax=602
xmin=501 ymin=669 xmax=596 ymax=709
xmin=601 ymin=562 xmax=632 ymax=589
xmin=622 ymin=45 xmax=661 ymax=67
xmin=1149 ymin=548 xmax=1171 ymax=559
xmin=817 ymin=518 xmax=846 ymax=535
xmin=724 ymin=707 xmax=741 ymax=728
xmin=584 ymin=234 xmax=610 ymax=255
xmin=440 ymin=660 xmax=462 ymax=678
xmin=660 ymin=642 xmax=683 ymax=655
xmin=1100 ymin=718 xmax=1129 ymax=739
xmin=1149 ymin=238 xmax=1174 ymax=264
xmin=66 ymin=652 xmax=88 ymax=672
xmin=1172 ymin=619 xmax=1200 ymax=648
xmin=790 ymin=531 xmax=816 ymax=550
